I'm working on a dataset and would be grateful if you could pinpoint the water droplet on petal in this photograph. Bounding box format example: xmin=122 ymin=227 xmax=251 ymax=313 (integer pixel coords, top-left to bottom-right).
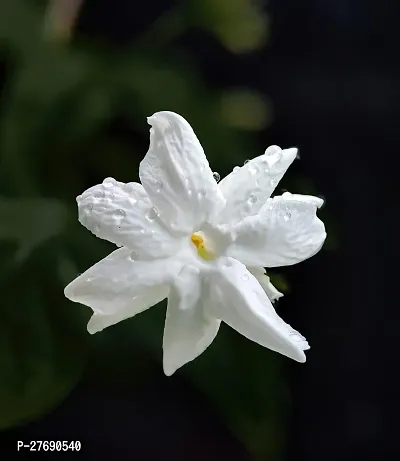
xmin=265 ymin=145 xmax=281 ymax=156
xmin=198 ymin=189 xmax=207 ymax=198
xmin=146 ymin=207 xmax=158 ymax=221
xmin=114 ymin=209 xmax=126 ymax=219
xmin=244 ymin=159 xmax=250 ymax=165
xmin=123 ymin=182 xmax=136 ymax=192
xmin=212 ymin=172 xmax=220 ymax=182
xmin=155 ymin=180 xmax=163 ymax=192
xmin=242 ymin=273 xmax=249 ymax=281
xmin=264 ymin=145 xmax=282 ymax=164
xmin=94 ymin=224 xmax=101 ymax=233
xmin=187 ymin=189 xmax=193 ymax=197
xmin=233 ymin=166 xmax=240 ymax=174
xmin=283 ymin=212 xmax=291 ymax=221
xmin=129 ymin=251 xmax=139 ymax=261
xmin=83 ymin=204 xmax=93 ymax=214
xmin=248 ymin=194 xmax=257 ymax=205
xmin=140 ymin=228 xmax=146 ymax=235
xmin=103 ymin=177 xmax=116 ymax=188
xmin=86 ymin=276 xmax=94 ymax=282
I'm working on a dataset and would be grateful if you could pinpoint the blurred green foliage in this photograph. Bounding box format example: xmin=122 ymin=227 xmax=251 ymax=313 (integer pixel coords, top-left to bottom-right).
xmin=0 ymin=1 xmax=332 ymax=460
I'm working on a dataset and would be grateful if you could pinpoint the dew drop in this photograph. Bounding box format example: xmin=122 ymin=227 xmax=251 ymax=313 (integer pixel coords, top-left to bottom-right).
xmin=187 ymin=189 xmax=193 ymax=197
xmin=146 ymin=207 xmax=158 ymax=221
xmin=123 ymin=182 xmax=136 ymax=192
xmin=114 ymin=209 xmax=126 ymax=219
xmin=248 ymin=194 xmax=257 ymax=205
xmin=244 ymin=159 xmax=250 ymax=165
xmin=94 ymin=224 xmax=101 ymax=233
xmin=83 ymin=204 xmax=93 ymax=214
xmin=242 ymin=273 xmax=249 ymax=281
xmin=103 ymin=177 xmax=116 ymax=188
xmin=140 ymin=228 xmax=146 ymax=235
xmin=233 ymin=166 xmax=240 ymax=174
xmin=155 ymin=180 xmax=163 ymax=192
xmin=212 ymin=171 xmax=220 ymax=182
xmin=129 ymin=251 xmax=139 ymax=261
xmin=198 ymin=189 xmax=207 ymax=198
xmin=284 ymin=212 xmax=292 ymax=221
xmin=264 ymin=145 xmax=282 ymax=163
xmin=265 ymin=145 xmax=281 ymax=156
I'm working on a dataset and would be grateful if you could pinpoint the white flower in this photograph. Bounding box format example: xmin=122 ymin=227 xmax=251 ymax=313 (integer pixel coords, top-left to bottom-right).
xmin=64 ymin=111 xmax=326 ymax=376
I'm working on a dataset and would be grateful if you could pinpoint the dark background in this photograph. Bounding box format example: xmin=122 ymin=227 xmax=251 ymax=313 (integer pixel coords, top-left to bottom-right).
xmin=0 ymin=0 xmax=396 ymax=460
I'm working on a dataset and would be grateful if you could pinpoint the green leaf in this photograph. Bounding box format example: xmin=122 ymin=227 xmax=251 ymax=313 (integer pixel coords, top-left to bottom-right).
xmin=0 ymin=198 xmax=68 ymax=261
xmin=0 ymin=247 xmax=89 ymax=430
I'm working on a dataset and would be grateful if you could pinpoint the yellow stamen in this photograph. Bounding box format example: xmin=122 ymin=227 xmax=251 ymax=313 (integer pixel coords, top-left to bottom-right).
xmin=190 ymin=232 xmax=215 ymax=261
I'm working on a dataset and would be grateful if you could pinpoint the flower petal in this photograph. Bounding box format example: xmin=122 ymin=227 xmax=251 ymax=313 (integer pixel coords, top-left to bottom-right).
xmin=247 ymin=267 xmax=284 ymax=302
xmin=139 ymin=111 xmax=225 ymax=233
xmin=163 ymin=266 xmax=220 ymax=376
xmin=215 ymin=146 xmax=298 ymax=226
xmin=77 ymin=179 xmax=183 ymax=260
xmin=206 ymin=258 xmax=309 ymax=362
xmin=64 ymin=247 xmax=184 ymax=332
xmin=227 ymin=196 xmax=326 ymax=267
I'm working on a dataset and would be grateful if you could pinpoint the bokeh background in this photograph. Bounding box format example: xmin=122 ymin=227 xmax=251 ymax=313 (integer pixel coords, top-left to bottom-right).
xmin=0 ymin=0 xmax=395 ymax=460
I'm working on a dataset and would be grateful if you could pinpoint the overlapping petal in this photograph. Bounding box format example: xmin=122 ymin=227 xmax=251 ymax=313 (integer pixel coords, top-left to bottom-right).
xmin=206 ymin=258 xmax=309 ymax=362
xmin=247 ymin=267 xmax=284 ymax=302
xmin=227 ymin=196 xmax=326 ymax=267
xmin=64 ymin=247 xmax=185 ymax=332
xmin=77 ymin=179 xmax=183 ymax=260
xmin=215 ymin=145 xmax=298 ymax=226
xmin=163 ymin=266 xmax=220 ymax=376
xmin=139 ymin=112 xmax=226 ymax=233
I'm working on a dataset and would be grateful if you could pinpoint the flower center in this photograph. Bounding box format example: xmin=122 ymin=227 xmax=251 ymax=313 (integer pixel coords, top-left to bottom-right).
xmin=190 ymin=232 xmax=216 ymax=261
